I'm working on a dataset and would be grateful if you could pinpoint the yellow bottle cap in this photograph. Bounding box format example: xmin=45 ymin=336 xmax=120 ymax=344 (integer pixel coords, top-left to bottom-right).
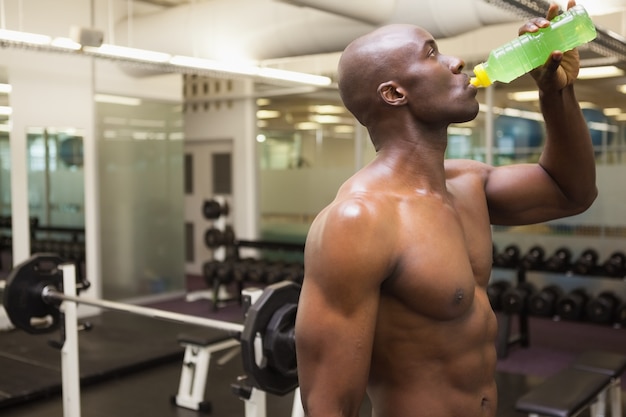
xmin=470 ymin=63 xmax=492 ymax=88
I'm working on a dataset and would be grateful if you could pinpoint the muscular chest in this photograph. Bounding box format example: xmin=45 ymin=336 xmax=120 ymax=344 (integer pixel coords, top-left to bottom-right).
xmin=385 ymin=195 xmax=492 ymax=321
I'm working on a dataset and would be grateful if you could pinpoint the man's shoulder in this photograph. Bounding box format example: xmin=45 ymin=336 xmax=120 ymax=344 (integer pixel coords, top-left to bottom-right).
xmin=445 ymin=158 xmax=490 ymax=181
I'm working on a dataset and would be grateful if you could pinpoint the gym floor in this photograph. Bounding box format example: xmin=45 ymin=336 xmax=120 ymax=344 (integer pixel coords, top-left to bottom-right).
xmin=1 ymin=285 xmax=625 ymax=417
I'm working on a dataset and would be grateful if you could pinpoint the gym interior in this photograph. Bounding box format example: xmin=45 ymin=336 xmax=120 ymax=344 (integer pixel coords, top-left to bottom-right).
xmin=0 ymin=0 xmax=626 ymax=416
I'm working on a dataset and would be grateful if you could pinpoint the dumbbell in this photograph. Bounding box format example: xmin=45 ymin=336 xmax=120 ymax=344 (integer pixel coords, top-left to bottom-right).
xmin=487 ymin=280 xmax=511 ymax=311
xmin=544 ymin=247 xmax=572 ymax=273
xmin=602 ymin=251 xmax=626 ymax=278
xmin=572 ymin=249 xmax=599 ymax=275
xmin=529 ymin=284 xmax=563 ymax=317
xmin=204 ymin=225 xmax=236 ymax=249
xmin=493 ymin=244 xmax=521 ymax=269
xmin=246 ymin=259 xmax=270 ymax=283
xmin=556 ymin=288 xmax=590 ymax=321
xmin=586 ymin=291 xmax=623 ymax=325
xmin=202 ymin=199 xmax=230 ymax=220
xmin=283 ymin=262 xmax=305 ymax=284
xmin=520 ymin=245 xmax=545 ymax=271
xmin=501 ymin=282 xmax=536 ymax=315
xmin=203 ymin=260 xmax=221 ymax=282
xmin=265 ymin=261 xmax=289 ymax=284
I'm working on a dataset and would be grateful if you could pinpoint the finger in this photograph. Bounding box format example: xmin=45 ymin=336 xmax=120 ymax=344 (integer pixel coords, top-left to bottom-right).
xmin=546 ymin=3 xmax=560 ymax=20
xmin=544 ymin=51 xmax=563 ymax=73
xmin=566 ymin=0 xmax=576 ymax=10
xmin=518 ymin=18 xmax=550 ymax=35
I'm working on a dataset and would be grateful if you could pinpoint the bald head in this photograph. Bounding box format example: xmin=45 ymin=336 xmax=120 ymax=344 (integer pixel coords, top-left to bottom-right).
xmin=338 ymin=24 xmax=432 ymax=127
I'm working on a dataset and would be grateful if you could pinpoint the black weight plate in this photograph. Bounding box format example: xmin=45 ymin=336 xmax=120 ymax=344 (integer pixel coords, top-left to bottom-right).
xmin=263 ymin=303 xmax=297 ymax=377
xmin=3 ymin=253 xmax=63 ymax=334
xmin=240 ymin=280 xmax=300 ymax=396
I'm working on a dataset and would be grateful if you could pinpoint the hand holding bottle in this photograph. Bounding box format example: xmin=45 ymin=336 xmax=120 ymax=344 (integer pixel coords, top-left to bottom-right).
xmin=526 ymin=1 xmax=582 ymax=94
xmin=470 ymin=0 xmax=595 ymax=88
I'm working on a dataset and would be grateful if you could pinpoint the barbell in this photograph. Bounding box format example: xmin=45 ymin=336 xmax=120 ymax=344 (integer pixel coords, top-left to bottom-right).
xmin=1 ymin=253 xmax=300 ymax=396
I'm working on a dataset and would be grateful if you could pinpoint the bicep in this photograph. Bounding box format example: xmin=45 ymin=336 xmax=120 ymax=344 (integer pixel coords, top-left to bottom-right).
xmin=296 ymin=274 xmax=379 ymax=415
xmin=486 ymin=163 xmax=573 ymax=225
xmin=296 ymin=203 xmax=391 ymax=415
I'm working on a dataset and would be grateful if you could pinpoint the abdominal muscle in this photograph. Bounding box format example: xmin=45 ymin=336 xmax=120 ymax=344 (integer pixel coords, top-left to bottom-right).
xmin=367 ymin=288 xmax=499 ymax=417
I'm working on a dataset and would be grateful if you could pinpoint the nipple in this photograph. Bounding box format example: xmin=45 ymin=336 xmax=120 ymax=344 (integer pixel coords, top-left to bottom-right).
xmin=454 ymin=289 xmax=464 ymax=304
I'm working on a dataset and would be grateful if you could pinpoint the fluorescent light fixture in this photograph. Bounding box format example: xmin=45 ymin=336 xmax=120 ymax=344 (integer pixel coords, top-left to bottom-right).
xmin=310 ymin=114 xmax=343 ymax=124
xmin=309 ymin=105 xmax=345 ymax=114
xmin=256 ymin=98 xmax=271 ymax=106
xmin=94 ymin=94 xmax=142 ymax=106
xmin=257 ymin=67 xmax=331 ymax=86
xmin=89 ymin=44 xmax=171 ymax=63
xmin=0 ymin=83 xmax=11 ymax=94
xmin=448 ymin=127 xmax=473 ymax=136
xmin=615 ymin=113 xmax=626 ymax=121
xmin=0 ymin=28 xmax=332 ymax=87
xmin=0 ymin=28 xmax=50 ymax=45
xmin=296 ymin=122 xmax=320 ymax=130
xmin=334 ymin=125 xmax=354 ymax=134
xmin=170 ymin=55 xmax=257 ymax=76
xmin=604 ymin=108 xmax=622 ymax=116
xmin=0 ymin=106 xmax=12 ymax=116
xmin=256 ymin=110 xmax=281 ymax=119
xmin=51 ymin=37 xmax=82 ymax=51
xmin=617 ymin=84 xmax=626 ymax=94
xmin=0 ymin=123 xmax=11 ymax=132
xmin=507 ymin=90 xmax=539 ymax=102
xmin=578 ymin=65 xmax=624 ymax=79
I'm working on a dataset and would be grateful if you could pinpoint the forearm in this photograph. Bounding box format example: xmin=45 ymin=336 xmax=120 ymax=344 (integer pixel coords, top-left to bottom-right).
xmin=538 ymin=84 xmax=597 ymax=211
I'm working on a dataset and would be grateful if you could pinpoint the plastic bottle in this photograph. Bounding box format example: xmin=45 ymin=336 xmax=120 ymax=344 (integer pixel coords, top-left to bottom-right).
xmin=470 ymin=5 xmax=597 ymax=88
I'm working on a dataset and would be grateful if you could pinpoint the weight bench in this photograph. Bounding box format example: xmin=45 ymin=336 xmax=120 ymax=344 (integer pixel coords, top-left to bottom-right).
xmin=516 ymin=351 xmax=626 ymax=417
xmin=572 ymin=351 xmax=626 ymax=417
xmin=172 ymin=333 xmax=240 ymax=412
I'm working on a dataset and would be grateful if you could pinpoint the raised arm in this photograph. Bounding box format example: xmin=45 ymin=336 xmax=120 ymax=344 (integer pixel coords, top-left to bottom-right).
xmin=486 ymin=0 xmax=597 ymax=225
xmin=296 ymin=197 xmax=392 ymax=417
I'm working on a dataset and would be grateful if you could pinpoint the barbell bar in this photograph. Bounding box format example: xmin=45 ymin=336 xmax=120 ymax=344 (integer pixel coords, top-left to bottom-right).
xmin=2 ymin=253 xmax=300 ymax=396
xmin=41 ymin=285 xmax=246 ymax=334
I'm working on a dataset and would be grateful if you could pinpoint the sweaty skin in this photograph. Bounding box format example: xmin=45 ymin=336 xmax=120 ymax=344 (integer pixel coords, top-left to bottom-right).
xmin=295 ymin=2 xmax=597 ymax=417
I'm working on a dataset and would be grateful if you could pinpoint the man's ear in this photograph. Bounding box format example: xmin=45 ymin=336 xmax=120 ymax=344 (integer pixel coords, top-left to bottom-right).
xmin=377 ymin=81 xmax=407 ymax=106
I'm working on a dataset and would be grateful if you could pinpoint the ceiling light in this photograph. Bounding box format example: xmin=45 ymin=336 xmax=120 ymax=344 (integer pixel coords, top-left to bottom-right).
xmin=0 ymin=28 xmax=332 ymax=87
xmin=0 ymin=28 xmax=50 ymax=45
xmin=617 ymin=84 xmax=626 ymax=94
xmin=170 ymin=55 xmax=257 ymax=76
xmin=256 ymin=98 xmax=271 ymax=106
xmin=296 ymin=122 xmax=320 ymax=130
xmin=615 ymin=113 xmax=626 ymax=121
xmin=0 ymin=106 xmax=13 ymax=116
xmin=257 ymin=67 xmax=331 ymax=86
xmin=94 ymin=94 xmax=142 ymax=106
xmin=0 ymin=84 xmax=12 ymax=94
xmin=507 ymin=91 xmax=539 ymax=102
xmin=448 ymin=127 xmax=473 ymax=136
xmin=334 ymin=125 xmax=354 ymax=134
xmin=309 ymin=105 xmax=345 ymax=114
xmin=256 ymin=134 xmax=267 ymax=143
xmin=256 ymin=110 xmax=281 ymax=119
xmin=89 ymin=44 xmax=171 ymax=63
xmin=578 ymin=66 xmax=624 ymax=79
xmin=310 ymin=114 xmax=343 ymax=124
xmin=604 ymin=108 xmax=622 ymax=116
xmin=51 ymin=37 xmax=82 ymax=51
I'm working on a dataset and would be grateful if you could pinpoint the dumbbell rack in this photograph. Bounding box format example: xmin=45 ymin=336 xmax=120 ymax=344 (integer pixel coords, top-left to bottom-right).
xmin=496 ymin=267 xmax=531 ymax=359
xmin=492 ymin=245 xmax=626 ymax=359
